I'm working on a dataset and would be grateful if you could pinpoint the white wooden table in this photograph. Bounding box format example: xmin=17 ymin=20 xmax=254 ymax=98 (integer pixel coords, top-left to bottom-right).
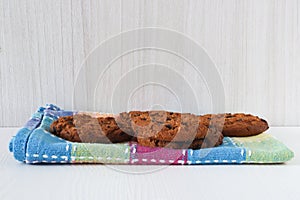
xmin=1 ymin=127 xmax=299 ymax=200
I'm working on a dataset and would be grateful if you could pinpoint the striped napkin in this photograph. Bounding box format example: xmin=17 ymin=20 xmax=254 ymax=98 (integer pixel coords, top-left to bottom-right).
xmin=9 ymin=104 xmax=294 ymax=164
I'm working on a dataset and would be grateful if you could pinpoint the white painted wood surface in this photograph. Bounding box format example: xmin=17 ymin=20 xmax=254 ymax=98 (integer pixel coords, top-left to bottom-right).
xmin=0 ymin=0 xmax=300 ymax=126
xmin=1 ymin=127 xmax=300 ymax=200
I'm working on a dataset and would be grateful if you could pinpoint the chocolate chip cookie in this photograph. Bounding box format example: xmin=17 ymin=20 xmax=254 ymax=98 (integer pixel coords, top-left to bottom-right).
xmin=128 ymin=111 xmax=223 ymax=149
xmin=202 ymin=113 xmax=269 ymax=137
xmin=50 ymin=113 xmax=133 ymax=143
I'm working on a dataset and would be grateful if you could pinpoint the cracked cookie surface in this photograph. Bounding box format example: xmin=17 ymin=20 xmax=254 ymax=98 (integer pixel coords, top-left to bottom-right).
xmin=49 ymin=111 xmax=268 ymax=149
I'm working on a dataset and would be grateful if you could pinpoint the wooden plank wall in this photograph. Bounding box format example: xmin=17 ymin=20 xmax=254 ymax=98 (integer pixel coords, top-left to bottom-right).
xmin=0 ymin=0 xmax=299 ymax=126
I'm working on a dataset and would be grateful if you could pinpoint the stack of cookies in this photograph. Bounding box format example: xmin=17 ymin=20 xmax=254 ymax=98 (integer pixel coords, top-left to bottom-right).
xmin=50 ymin=111 xmax=269 ymax=149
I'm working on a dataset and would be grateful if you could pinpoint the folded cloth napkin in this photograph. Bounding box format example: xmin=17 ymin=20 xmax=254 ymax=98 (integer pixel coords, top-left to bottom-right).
xmin=9 ymin=104 xmax=294 ymax=164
